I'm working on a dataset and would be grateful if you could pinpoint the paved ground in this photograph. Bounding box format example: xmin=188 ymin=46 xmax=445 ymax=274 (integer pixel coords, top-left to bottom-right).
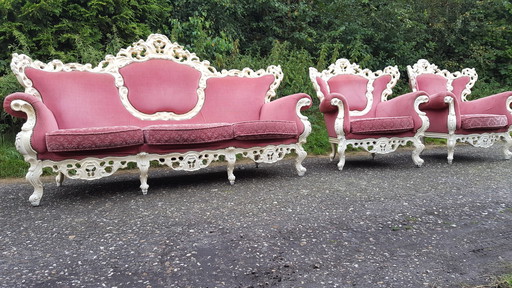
xmin=1 ymin=145 xmax=511 ymax=288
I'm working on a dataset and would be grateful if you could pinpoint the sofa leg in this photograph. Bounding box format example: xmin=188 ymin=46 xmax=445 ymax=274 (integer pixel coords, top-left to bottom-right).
xmin=55 ymin=172 xmax=65 ymax=187
xmin=503 ymin=133 xmax=512 ymax=160
xmin=412 ymin=140 xmax=425 ymax=167
xmin=26 ymin=161 xmax=44 ymax=207
xmin=138 ymin=154 xmax=150 ymax=195
xmin=226 ymin=150 xmax=236 ymax=185
xmin=294 ymin=147 xmax=307 ymax=176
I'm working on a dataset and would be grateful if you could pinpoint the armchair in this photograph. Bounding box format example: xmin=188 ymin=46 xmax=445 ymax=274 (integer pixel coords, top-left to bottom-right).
xmin=309 ymin=59 xmax=430 ymax=170
xmin=407 ymin=59 xmax=512 ymax=163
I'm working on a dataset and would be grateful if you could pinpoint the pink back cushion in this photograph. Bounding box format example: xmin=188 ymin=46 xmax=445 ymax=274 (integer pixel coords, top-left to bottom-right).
xmin=451 ymin=76 xmax=471 ymax=99
xmin=201 ymin=75 xmax=274 ymax=122
xmin=25 ymin=68 xmax=142 ymax=129
xmin=327 ymin=74 xmax=368 ymax=111
xmin=371 ymin=75 xmax=391 ymax=110
xmin=415 ymin=74 xmax=449 ymax=95
xmin=119 ymin=59 xmax=201 ymax=115
xmin=416 ymin=74 xmax=470 ymax=100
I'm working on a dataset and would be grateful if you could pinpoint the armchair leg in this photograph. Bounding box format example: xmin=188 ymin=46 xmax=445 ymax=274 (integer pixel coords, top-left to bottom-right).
xmin=27 ymin=160 xmax=44 ymax=207
xmin=337 ymin=142 xmax=347 ymax=171
xmin=294 ymin=146 xmax=307 ymax=176
xmin=412 ymin=140 xmax=425 ymax=167
xmin=329 ymin=142 xmax=337 ymax=161
xmin=447 ymin=136 xmax=456 ymax=164
xmin=503 ymin=133 xmax=512 ymax=160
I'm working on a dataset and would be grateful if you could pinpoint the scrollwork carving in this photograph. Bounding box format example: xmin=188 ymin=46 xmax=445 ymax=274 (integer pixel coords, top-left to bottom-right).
xmin=309 ymin=59 xmax=400 ymax=117
xmin=407 ymin=59 xmax=478 ymax=102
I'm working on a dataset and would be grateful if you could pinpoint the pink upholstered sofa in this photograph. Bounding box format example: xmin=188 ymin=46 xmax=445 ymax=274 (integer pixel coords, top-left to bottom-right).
xmin=3 ymin=34 xmax=312 ymax=206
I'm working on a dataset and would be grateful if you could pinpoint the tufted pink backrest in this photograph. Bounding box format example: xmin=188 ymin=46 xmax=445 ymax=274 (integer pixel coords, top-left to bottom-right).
xmin=327 ymin=74 xmax=369 ymax=111
xmin=119 ymin=59 xmax=202 ymax=115
xmin=200 ymin=75 xmax=274 ymax=122
xmin=25 ymin=68 xmax=143 ymax=129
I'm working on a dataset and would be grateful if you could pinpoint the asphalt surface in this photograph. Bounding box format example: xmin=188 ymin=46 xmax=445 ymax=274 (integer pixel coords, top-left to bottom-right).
xmin=1 ymin=144 xmax=511 ymax=288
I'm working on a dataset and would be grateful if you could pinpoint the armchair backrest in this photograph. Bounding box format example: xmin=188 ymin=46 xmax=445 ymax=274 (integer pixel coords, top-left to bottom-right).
xmin=407 ymin=59 xmax=478 ymax=102
xmin=309 ymin=59 xmax=399 ymax=116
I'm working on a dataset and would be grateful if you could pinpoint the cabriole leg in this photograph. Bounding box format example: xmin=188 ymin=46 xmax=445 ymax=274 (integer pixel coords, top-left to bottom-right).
xmin=138 ymin=154 xmax=150 ymax=195
xmin=55 ymin=172 xmax=65 ymax=187
xmin=412 ymin=140 xmax=425 ymax=167
xmin=503 ymin=133 xmax=512 ymax=160
xmin=226 ymin=150 xmax=236 ymax=185
xmin=27 ymin=161 xmax=44 ymax=207
xmin=329 ymin=142 xmax=337 ymax=161
xmin=447 ymin=135 xmax=456 ymax=164
xmin=337 ymin=141 xmax=347 ymax=171
xmin=294 ymin=147 xmax=307 ymax=176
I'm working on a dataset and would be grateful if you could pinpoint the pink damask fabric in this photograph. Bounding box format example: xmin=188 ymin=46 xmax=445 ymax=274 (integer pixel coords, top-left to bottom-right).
xmin=233 ymin=120 xmax=298 ymax=140
xmin=460 ymin=114 xmax=507 ymax=130
xmin=350 ymin=116 xmax=414 ymax=135
xmin=143 ymin=123 xmax=234 ymax=145
xmin=46 ymin=126 xmax=144 ymax=152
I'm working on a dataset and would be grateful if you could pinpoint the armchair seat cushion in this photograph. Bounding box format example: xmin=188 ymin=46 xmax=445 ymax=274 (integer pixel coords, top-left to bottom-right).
xmin=233 ymin=120 xmax=298 ymax=140
xmin=143 ymin=123 xmax=234 ymax=145
xmin=460 ymin=114 xmax=508 ymax=130
xmin=46 ymin=126 xmax=144 ymax=152
xmin=351 ymin=116 xmax=414 ymax=135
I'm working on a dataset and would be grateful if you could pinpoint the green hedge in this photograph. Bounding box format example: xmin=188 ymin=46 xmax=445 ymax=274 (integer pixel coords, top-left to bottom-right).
xmin=1 ymin=0 xmax=512 ymax=177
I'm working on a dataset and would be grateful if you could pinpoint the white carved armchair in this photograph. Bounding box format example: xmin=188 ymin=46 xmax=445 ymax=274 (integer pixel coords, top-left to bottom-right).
xmin=309 ymin=59 xmax=430 ymax=170
xmin=407 ymin=59 xmax=512 ymax=163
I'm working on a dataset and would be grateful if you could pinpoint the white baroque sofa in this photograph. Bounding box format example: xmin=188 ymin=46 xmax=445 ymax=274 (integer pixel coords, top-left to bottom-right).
xmin=3 ymin=34 xmax=312 ymax=206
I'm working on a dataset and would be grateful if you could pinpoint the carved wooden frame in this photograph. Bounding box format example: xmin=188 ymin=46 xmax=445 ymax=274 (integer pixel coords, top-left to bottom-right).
xmin=328 ymin=95 xmax=429 ymax=170
xmin=407 ymin=59 xmax=512 ymax=163
xmin=8 ymin=34 xmax=311 ymax=206
xmin=310 ymin=59 xmax=429 ymax=170
xmin=309 ymin=58 xmax=399 ymax=117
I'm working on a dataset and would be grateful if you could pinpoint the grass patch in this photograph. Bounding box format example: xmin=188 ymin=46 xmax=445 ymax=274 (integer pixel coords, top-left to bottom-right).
xmin=469 ymin=273 xmax=512 ymax=288
xmin=0 ymin=142 xmax=28 ymax=178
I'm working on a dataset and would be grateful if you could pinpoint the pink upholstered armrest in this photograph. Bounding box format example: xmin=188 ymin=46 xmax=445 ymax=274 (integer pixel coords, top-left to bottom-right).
xmin=260 ymin=93 xmax=312 ymax=133
xmin=319 ymin=93 xmax=351 ymax=135
xmin=420 ymin=91 xmax=456 ymax=110
xmin=460 ymin=91 xmax=512 ymax=119
xmin=3 ymin=92 xmax=59 ymax=153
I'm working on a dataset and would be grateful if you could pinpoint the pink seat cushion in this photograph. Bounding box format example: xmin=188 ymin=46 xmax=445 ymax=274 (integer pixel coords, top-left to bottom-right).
xmin=46 ymin=126 xmax=143 ymax=152
xmin=144 ymin=123 xmax=234 ymax=145
xmin=351 ymin=116 xmax=414 ymax=134
xmin=233 ymin=121 xmax=298 ymax=140
xmin=461 ymin=114 xmax=508 ymax=130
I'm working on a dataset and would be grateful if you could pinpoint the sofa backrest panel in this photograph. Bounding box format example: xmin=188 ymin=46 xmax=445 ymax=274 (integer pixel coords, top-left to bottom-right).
xmin=327 ymin=74 xmax=369 ymax=111
xmin=415 ymin=74 xmax=448 ymax=95
xmin=451 ymin=76 xmax=471 ymax=100
xmin=119 ymin=59 xmax=202 ymax=115
xmin=416 ymin=73 xmax=471 ymax=100
xmin=201 ymin=75 xmax=274 ymax=122
xmin=25 ymin=68 xmax=142 ymax=129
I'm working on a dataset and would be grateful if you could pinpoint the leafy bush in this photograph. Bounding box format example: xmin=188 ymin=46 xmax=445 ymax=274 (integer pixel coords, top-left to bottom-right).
xmin=1 ymin=0 xmax=512 ymax=177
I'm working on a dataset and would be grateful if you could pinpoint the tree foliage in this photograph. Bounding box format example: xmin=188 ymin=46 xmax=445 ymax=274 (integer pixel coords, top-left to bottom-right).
xmin=1 ymin=0 xmax=511 ymax=143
